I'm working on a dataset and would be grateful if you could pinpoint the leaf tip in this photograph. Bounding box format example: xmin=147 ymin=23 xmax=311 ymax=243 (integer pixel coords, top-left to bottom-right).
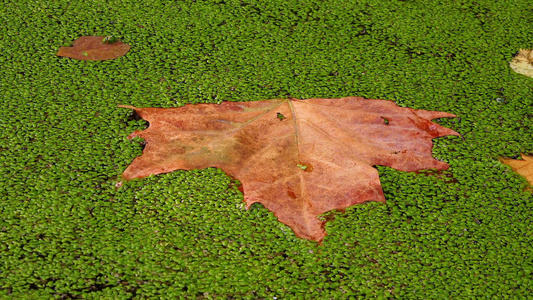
xmin=118 ymin=105 xmax=137 ymax=110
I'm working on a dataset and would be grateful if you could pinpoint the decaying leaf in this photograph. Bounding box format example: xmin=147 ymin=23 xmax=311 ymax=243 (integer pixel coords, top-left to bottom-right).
xmin=119 ymin=97 xmax=461 ymax=242
xmin=510 ymin=49 xmax=533 ymax=78
xmin=500 ymin=154 xmax=533 ymax=187
xmin=56 ymin=36 xmax=130 ymax=61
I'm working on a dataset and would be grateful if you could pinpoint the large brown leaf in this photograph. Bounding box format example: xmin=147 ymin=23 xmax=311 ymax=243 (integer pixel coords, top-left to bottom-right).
xmin=119 ymin=97 xmax=460 ymax=242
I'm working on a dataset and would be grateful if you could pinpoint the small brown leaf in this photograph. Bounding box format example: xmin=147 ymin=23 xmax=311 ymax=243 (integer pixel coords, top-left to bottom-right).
xmin=500 ymin=154 xmax=533 ymax=186
xmin=56 ymin=36 xmax=130 ymax=61
xmin=510 ymin=49 xmax=533 ymax=78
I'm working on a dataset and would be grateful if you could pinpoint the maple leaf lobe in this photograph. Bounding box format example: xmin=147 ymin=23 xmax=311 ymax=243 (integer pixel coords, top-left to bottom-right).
xmin=119 ymin=97 xmax=460 ymax=242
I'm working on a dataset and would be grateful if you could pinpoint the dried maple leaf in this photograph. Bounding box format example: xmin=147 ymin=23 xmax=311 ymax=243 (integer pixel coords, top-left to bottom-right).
xmin=119 ymin=97 xmax=460 ymax=242
xmin=500 ymin=154 xmax=533 ymax=187
xmin=56 ymin=36 xmax=130 ymax=61
xmin=510 ymin=49 xmax=533 ymax=78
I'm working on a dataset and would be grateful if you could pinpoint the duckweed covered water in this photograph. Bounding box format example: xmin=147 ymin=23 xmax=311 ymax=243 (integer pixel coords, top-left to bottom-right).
xmin=1 ymin=0 xmax=532 ymax=298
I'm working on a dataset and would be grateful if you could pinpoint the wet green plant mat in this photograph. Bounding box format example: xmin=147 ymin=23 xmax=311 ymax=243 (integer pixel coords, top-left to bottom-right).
xmin=1 ymin=0 xmax=532 ymax=298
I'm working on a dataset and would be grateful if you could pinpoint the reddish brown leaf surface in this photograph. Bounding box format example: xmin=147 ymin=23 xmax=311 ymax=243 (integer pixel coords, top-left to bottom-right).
xmin=56 ymin=36 xmax=130 ymax=61
xmin=120 ymin=97 xmax=460 ymax=242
